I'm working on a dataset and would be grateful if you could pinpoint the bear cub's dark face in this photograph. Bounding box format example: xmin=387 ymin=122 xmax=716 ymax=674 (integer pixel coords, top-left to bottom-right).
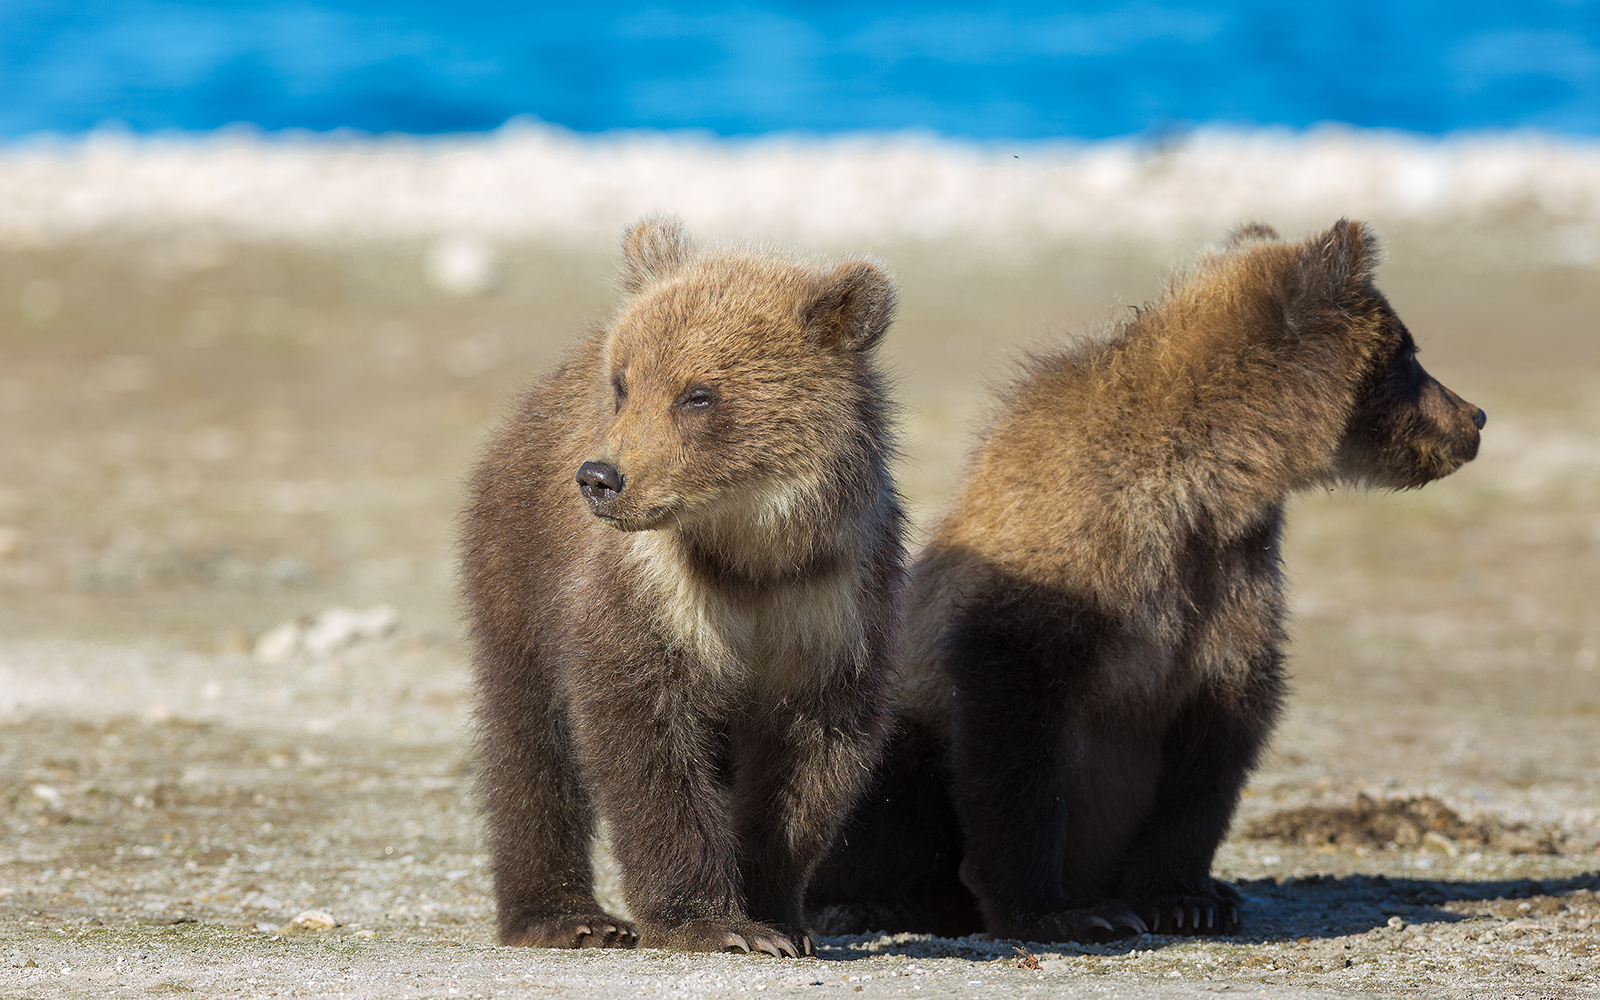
xmin=1334 ymin=300 xmax=1485 ymax=490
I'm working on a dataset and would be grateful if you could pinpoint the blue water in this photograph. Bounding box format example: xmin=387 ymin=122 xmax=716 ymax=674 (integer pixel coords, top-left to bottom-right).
xmin=2 ymin=1 xmax=1598 ymax=140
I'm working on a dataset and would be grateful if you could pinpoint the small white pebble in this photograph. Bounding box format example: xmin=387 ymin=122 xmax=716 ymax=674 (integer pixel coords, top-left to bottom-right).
xmin=287 ymin=909 xmax=339 ymax=930
xmin=254 ymin=621 xmax=302 ymax=663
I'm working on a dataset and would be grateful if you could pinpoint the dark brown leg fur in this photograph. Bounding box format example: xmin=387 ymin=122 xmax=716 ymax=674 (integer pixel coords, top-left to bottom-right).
xmin=805 ymin=722 xmax=981 ymax=937
xmin=475 ymin=650 xmax=637 ymax=948
xmin=941 ymin=577 xmax=1284 ymax=941
xmin=729 ymin=678 xmax=891 ymax=956
xmin=943 ymin=583 xmax=1150 ymax=942
xmin=478 ymin=599 xmax=890 ymax=957
xmin=561 ymin=652 xmax=758 ymax=952
xmin=1113 ymin=664 xmax=1283 ymax=936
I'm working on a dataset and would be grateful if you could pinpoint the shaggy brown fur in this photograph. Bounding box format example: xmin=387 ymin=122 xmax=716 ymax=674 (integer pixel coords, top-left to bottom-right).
xmin=808 ymin=220 xmax=1484 ymax=942
xmin=461 ymin=217 xmax=906 ymax=957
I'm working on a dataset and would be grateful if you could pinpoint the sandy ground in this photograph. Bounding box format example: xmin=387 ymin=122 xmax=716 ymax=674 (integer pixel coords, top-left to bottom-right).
xmin=2 ymin=225 xmax=1598 ymax=998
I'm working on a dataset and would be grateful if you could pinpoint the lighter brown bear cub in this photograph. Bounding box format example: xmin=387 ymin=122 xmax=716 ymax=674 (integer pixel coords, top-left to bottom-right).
xmin=809 ymin=220 xmax=1484 ymax=942
xmin=460 ymin=217 xmax=905 ymax=957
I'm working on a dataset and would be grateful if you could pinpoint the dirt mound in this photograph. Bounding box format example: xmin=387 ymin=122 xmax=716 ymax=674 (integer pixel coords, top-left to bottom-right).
xmin=1244 ymin=794 xmax=1563 ymax=855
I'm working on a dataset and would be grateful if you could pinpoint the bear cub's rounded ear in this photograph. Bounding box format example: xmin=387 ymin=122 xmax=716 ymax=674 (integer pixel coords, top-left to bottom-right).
xmin=1294 ymin=218 xmax=1383 ymax=308
xmin=803 ymin=259 xmax=898 ymax=353
xmin=1226 ymin=221 xmax=1280 ymax=246
xmin=619 ymin=215 xmax=696 ymax=293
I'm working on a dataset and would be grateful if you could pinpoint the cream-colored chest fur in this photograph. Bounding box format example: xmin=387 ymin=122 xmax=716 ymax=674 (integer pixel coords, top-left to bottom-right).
xmin=626 ymin=531 xmax=868 ymax=693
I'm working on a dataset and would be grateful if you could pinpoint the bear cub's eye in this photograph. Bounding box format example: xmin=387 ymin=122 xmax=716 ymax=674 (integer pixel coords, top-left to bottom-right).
xmin=612 ymin=374 xmax=627 ymax=403
xmin=678 ymin=386 xmax=716 ymax=410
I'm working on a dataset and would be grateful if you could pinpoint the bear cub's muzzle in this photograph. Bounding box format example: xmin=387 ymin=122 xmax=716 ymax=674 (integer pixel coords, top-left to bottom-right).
xmin=576 ymin=461 xmax=625 ymax=511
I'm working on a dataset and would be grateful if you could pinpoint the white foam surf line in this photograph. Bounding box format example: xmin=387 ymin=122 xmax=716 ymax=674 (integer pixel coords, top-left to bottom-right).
xmin=1 ymin=125 xmax=1597 ymax=257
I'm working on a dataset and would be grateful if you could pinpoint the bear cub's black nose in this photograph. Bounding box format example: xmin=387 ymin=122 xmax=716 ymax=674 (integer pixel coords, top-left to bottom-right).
xmin=576 ymin=461 xmax=625 ymax=505
xmin=1472 ymin=408 xmax=1487 ymax=430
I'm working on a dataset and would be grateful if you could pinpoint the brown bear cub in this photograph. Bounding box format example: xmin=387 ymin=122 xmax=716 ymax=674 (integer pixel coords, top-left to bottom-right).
xmin=808 ymin=220 xmax=1484 ymax=942
xmin=461 ymin=217 xmax=906 ymax=957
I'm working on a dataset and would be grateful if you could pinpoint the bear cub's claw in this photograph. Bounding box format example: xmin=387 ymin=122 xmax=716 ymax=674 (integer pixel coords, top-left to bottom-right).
xmin=501 ymin=913 xmax=639 ymax=949
xmin=647 ymin=919 xmax=813 ymax=958
xmin=1135 ymin=880 xmax=1243 ymax=936
xmin=1017 ymin=902 xmax=1149 ymax=943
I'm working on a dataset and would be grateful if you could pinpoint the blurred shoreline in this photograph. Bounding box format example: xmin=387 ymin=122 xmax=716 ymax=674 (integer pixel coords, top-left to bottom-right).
xmin=2 ymin=125 xmax=1598 ymax=262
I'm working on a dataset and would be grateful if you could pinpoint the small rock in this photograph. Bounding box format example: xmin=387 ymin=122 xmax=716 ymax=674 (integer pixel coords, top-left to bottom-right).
xmin=254 ymin=621 xmax=302 ymax=663
xmin=286 ymin=908 xmax=339 ymax=931
xmin=302 ymin=605 xmax=399 ymax=658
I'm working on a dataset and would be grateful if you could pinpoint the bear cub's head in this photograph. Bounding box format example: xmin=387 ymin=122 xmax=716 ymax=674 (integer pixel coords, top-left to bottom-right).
xmin=575 ymin=216 xmax=896 ymax=533
xmin=1333 ymin=300 xmax=1485 ymax=490
xmin=1250 ymin=220 xmax=1485 ymax=490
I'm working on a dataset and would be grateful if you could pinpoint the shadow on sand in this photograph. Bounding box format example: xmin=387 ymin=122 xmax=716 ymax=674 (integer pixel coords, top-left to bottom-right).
xmin=816 ymin=871 xmax=1600 ymax=961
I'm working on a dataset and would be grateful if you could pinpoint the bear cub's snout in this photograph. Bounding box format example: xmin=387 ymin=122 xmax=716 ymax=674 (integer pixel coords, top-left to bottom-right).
xmin=576 ymin=460 xmax=625 ymax=509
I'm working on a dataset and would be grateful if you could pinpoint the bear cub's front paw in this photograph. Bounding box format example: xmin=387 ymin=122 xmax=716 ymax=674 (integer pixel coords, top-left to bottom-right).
xmin=501 ymin=913 xmax=639 ymax=949
xmin=643 ymin=918 xmax=813 ymax=957
xmin=1133 ymin=880 xmax=1242 ymax=936
xmin=1012 ymin=901 xmax=1149 ymax=943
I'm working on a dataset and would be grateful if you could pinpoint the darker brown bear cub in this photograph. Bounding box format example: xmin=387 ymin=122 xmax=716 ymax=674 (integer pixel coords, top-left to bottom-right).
xmin=809 ymin=220 xmax=1484 ymax=942
xmin=462 ymin=217 xmax=905 ymax=957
